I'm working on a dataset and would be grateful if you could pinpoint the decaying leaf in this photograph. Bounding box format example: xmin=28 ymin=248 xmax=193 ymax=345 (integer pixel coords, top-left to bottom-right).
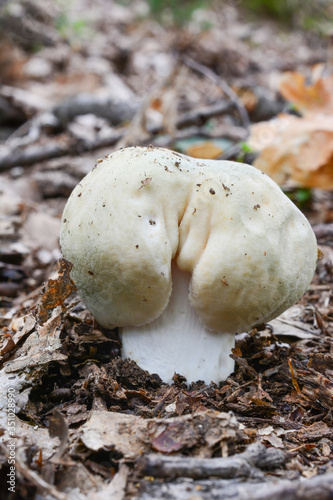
xmin=296 ymin=421 xmax=332 ymax=442
xmin=37 ymin=258 xmax=76 ymax=325
xmin=10 ymin=315 xmax=36 ymax=344
xmin=287 ymin=359 xmax=333 ymax=410
xmin=257 ymin=426 xmax=284 ymax=448
xmin=80 ymin=410 xmax=239 ymax=460
xmin=249 ymin=67 xmax=333 ymax=189
xmin=89 ymin=465 xmax=129 ymax=500
xmin=80 ymin=411 xmax=149 ymax=459
xmin=0 ymin=315 xmax=36 ymax=357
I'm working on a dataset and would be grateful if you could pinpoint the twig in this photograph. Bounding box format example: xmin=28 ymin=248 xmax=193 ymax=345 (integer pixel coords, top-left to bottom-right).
xmin=52 ymin=92 xmax=139 ymax=128
xmin=139 ymin=471 xmax=333 ymax=500
xmin=140 ymin=442 xmax=286 ymax=480
xmin=0 ymin=142 xmax=72 ymax=170
xmin=0 ymin=101 xmax=235 ymax=171
xmin=182 ymin=55 xmax=250 ymax=131
xmin=168 ymin=100 xmax=233 ymax=129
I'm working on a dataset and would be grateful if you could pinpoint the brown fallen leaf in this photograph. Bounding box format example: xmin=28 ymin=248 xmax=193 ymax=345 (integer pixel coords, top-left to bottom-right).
xmin=286 ymin=359 xmax=333 ymax=410
xmin=10 ymin=315 xmax=36 ymax=344
xmin=279 ymin=68 xmax=333 ymax=115
xmin=0 ymin=335 xmax=15 ymax=356
xmin=296 ymin=421 xmax=332 ymax=442
xmin=186 ymin=141 xmax=223 ymax=159
xmin=80 ymin=410 xmax=239 ymax=459
xmin=151 ymin=424 xmax=184 ymax=453
xmin=80 ymin=411 xmax=149 ymax=459
xmin=249 ymin=113 xmax=333 ymax=189
xmin=268 ymin=305 xmax=319 ymax=340
xmin=37 ymin=258 xmax=76 ymax=325
xmin=249 ymin=66 xmax=333 ymax=189
xmin=0 ymin=315 xmax=36 ymax=356
xmin=257 ymin=426 xmax=284 ymax=449
xmin=233 ymin=86 xmax=258 ymax=112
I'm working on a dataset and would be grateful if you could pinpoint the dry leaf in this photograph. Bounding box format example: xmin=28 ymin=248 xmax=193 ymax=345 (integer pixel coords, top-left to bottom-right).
xmin=37 ymin=258 xmax=76 ymax=325
xmin=279 ymin=68 xmax=333 ymax=115
xmin=0 ymin=335 xmax=15 ymax=356
xmin=11 ymin=315 xmax=36 ymax=344
xmin=268 ymin=305 xmax=318 ymax=340
xmin=0 ymin=315 xmax=37 ymax=356
xmin=151 ymin=425 xmax=184 ymax=453
xmin=80 ymin=410 xmax=239 ymax=459
xmin=186 ymin=141 xmax=223 ymax=159
xmin=249 ymin=67 xmax=333 ymax=189
xmin=233 ymin=86 xmax=258 ymax=112
xmin=80 ymin=411 xmax=151 ymax=459
xmin=257 ymin=426 xmax=284 ymax=448
xmin=90 ymin=465 xmax=130 ymax=500
xmin=249 ymin=113 xmax=333 ymax=189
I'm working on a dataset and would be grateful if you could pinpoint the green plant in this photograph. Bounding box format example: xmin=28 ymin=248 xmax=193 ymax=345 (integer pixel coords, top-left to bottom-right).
xmin=240 ymin=0 xmax=298 ymax=23
xmin=146 ymin=0 xmax=206 ymax=26
xmin=239 ymin=0 xmax=333 ymax=33
xmin=55 ymin=12 xmax=90 ymax=40
xmin=286 ymin=188 xmax=312 ymax=209
xmin=236 ymin=142 xmax=255 ymax=163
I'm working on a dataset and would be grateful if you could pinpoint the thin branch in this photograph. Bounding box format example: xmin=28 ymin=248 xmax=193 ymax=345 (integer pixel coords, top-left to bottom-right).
xmin=139 ymin=472 xmax=333 ymax=500
xmin=140 ymin=442 xmax=286 ymax=480
xmin=0 ymin=101 xmax=235 ymax=171
xmin=182 ymin=55 xmax=251 ymax=131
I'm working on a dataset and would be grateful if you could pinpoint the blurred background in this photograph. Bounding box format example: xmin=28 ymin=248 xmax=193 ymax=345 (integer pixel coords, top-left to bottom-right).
xmin=0 ymin=0 xmax=332 ymax=296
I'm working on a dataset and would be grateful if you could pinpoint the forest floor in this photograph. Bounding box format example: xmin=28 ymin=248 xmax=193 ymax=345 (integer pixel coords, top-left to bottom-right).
xmin=0 ymin=1 xmax=333 ymax=499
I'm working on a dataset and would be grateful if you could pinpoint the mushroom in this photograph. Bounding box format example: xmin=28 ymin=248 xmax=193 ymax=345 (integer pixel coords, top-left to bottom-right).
xmin=60 ymin=146 xmax=317 ymax=384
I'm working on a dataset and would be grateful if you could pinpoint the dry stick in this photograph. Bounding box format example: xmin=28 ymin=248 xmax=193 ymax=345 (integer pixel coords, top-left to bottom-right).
xmin=3 ymin=92 xmax=139 ymax=150
xmin=139 ymin=472 xmax=333 ymax=500
xmin=175 ymin=100 xmax=233 ymax=129
xmin=0 ymin=101 xmax=233 ymax=171
xmin=140 ymin=442 xmax=286 ymax=480
xmin=182 ymin=55 xmax=251 ymax=131
xmin=0 ymin=142 xmax=72 ymax=170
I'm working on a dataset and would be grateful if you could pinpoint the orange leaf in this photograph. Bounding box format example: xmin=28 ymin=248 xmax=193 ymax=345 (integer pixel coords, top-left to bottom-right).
xmin=37 ymin=258 xmax=76 ymax=325
xmin=249 ymin=114 xmax=333 ymax=189
xmin=279 ymin=68 xmax=333 ymax=115
xmin=187 ymin=141 xmax=223 ymax=159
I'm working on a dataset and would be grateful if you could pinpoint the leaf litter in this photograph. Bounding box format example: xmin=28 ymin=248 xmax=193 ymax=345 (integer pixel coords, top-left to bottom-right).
xmin=1 ymin=250 xmax=333 ymax=498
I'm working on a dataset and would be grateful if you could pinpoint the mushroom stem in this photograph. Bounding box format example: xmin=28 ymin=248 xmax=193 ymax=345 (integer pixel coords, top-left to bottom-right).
xmin=121 ymin=263 xmax=235 ymax=385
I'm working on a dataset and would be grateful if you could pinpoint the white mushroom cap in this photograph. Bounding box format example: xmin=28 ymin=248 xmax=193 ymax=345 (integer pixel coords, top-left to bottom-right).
xmin=60 ymin=146 xmax=317 ymax=384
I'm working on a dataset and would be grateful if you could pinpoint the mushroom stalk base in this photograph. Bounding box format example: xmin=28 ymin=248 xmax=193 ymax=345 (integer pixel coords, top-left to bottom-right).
xmin=121 ymin=264 xmax=235 ymax=385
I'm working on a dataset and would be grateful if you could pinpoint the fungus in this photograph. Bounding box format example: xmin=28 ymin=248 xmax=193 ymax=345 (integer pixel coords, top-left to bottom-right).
xmin=60 ymin=146 xmax=318 ymax=384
